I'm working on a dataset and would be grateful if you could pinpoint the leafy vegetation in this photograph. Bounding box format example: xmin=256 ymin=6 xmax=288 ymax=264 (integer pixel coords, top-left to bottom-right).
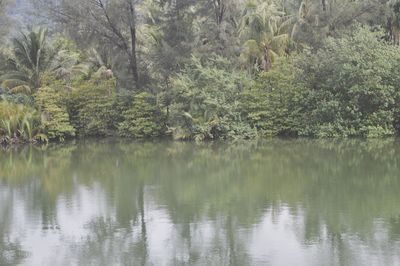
xmin=167 ymin=56 xmax=255 ymax=141
xmin=1 ymin=0 xmax=400 ymax=144
xmin=0 ymin=101 xmax=40 ymax=144
xmin=67 ymin=79 xmax=118 ymax=137
xmin=296 ymin=27 xmax=400 ymax=137
xmin=35 ymin=87 xmax=75 ymax=141
xmin=118 ymin=92 xmax=165 ymax=138
xmin=0 ymin=28 xmax=52 ymax=92
xmin=242 ymin=27 xmax=400 ymax=138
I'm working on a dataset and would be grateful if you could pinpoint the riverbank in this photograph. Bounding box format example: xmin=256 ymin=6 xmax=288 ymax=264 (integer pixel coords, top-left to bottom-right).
xmin=2 ymin=135 xmax=400 ymax=151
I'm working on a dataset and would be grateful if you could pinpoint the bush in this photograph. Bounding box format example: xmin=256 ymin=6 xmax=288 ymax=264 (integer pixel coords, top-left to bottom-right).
xmin=0 ymin=92 xmax=35 ymax=106
xmin=118 ymin=92 xmax=165 ymax=138
xmin=67 ymin=79 xmax=119 ymax=136
xmin=244 ymin=26 xmax=400 ymax=138
xmin=168 ymin=56 xmax=255 ymax=140
xmin=295 ymin=27 xmax=400 ymax=137
xmin=0 ymin=101 xmax=40 ymax=143
xmin=241 ymin=57 xmax=306 ymax=137
xmin=35 ymin=87 xmax=75 ymax=141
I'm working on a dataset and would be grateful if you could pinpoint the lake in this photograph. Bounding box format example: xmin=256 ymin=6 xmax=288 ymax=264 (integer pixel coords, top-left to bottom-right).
xmin=1 ymin=139 xmax=400 ymax=266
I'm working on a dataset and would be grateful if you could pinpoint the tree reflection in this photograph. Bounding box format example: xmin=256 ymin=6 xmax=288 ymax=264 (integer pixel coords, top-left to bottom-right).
xmin=1 ymin=138 xmax=400 ymax=264
xmin=0 ymin=190 xmax=27 ymax=265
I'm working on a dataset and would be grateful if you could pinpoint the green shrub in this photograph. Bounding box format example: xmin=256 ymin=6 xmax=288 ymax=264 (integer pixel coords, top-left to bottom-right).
xmin=35 ymin=87 xmax=75 ymax=141
xmin=244 ymin=27 xmax=400 ymax=138
xmin=118 ymin=92 xmax=165 ymax=138
xmin=295 ymin=27 xmax=400 ymax=137
xmin=68 ymin=79 xmax=118 ymax=136
xmin=168 ymin=56 xmax=255 ymax=140
xmin=0 ymin=101 xmax=40 ymax=143
xmin=0 ymin=92 xmax=35 ymax=106
xmin=241 ymin=57 xmax=306 ymax=137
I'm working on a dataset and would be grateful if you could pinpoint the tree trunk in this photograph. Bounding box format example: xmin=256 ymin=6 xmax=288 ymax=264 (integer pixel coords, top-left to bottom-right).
xmin=213 ymin=0 xmax=225 ymax=25
xmin=321 ymin=0 xmax=327 ymax=12
xmin=138 ymin=183 xmax=147 ymax=266
xmin=129 ymin=29 xmax=139 ymax=86
xmin=128 ymin=0 xmax=139 ymax=88
xmin=387 ymin=17 xmax=400 ymax=46
xmin=262 ymin=46 xmax=272 ymax=72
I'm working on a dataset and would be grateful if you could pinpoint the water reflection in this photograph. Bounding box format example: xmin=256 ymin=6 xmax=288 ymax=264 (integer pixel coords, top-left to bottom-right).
xmin=0 ymin=139 xmax=400 ymax=265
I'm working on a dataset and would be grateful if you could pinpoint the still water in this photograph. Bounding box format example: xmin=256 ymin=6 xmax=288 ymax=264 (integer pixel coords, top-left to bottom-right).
xmin=1 ymin=139 xmax=400 ymax=266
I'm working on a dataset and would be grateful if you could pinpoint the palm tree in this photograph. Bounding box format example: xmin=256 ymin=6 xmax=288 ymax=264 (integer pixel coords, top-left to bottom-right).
xmin=238 ymin=0 xmax=292 ymax=72
xmin=86 ymin=47 xmax=115 ymax=79
xmin=0 ymin=28 xmax=54 ymax=93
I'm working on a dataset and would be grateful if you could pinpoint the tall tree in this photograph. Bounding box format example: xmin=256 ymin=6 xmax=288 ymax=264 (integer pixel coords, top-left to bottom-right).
xmin=0 ymin=0 xmax=13 ymax=14
xmin=238 ymin=0 xmax=291 ymax=72
xmin=0 ymin=28 xmax=53 ymax=92
xmin=387 ymin=0 xmax=400 ymax=45
xmin=0 ymin=0 xmax=14 ymax=40
xmin=34 ymin=0 xmax=143 ymax=90
xmin=192 ymin=0 xmax=242 ymax=58
xmin=142 ymin=0 xmax=197 ymax=89
xmin=290 ymin=0 xmax=389 ymax=48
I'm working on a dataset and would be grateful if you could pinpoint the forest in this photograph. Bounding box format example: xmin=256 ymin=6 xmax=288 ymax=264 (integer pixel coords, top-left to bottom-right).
xmin=1 ymin=0 xmax=400 ymax=143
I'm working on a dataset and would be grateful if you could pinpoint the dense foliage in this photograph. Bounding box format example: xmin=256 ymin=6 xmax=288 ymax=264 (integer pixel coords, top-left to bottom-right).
xmin=0 ymin=101 xmax=40 ymax=144
xmin=67 ymin=80 xmax=118 ymax=137
xmin=297 ymin=28 xmax=400 ymax=137
xmin=243 ymin=28 xmax=400 ymax=137
xmin=35 ymin=87 xmax=75 ymax=141
xmin=167 ymin=57 xmax=255 ymax=140
xmin=118 ymin=92 xmax=165 ymax=138
xmin=1 ymin=0 xmax=400 ymax=143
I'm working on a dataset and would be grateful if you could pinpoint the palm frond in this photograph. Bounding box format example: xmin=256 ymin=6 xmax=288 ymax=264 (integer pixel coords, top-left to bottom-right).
xmin=1 ymin=78 xmax=30 ymax=90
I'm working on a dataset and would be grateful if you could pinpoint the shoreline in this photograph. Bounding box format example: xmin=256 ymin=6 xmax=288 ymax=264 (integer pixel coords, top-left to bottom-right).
xmin=2 ymin=135 xmax=400 ymax=150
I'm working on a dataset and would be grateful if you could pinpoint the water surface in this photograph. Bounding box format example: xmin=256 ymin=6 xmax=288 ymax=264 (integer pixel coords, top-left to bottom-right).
xmin=1 ymin=139 xmax=400 ymax=265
